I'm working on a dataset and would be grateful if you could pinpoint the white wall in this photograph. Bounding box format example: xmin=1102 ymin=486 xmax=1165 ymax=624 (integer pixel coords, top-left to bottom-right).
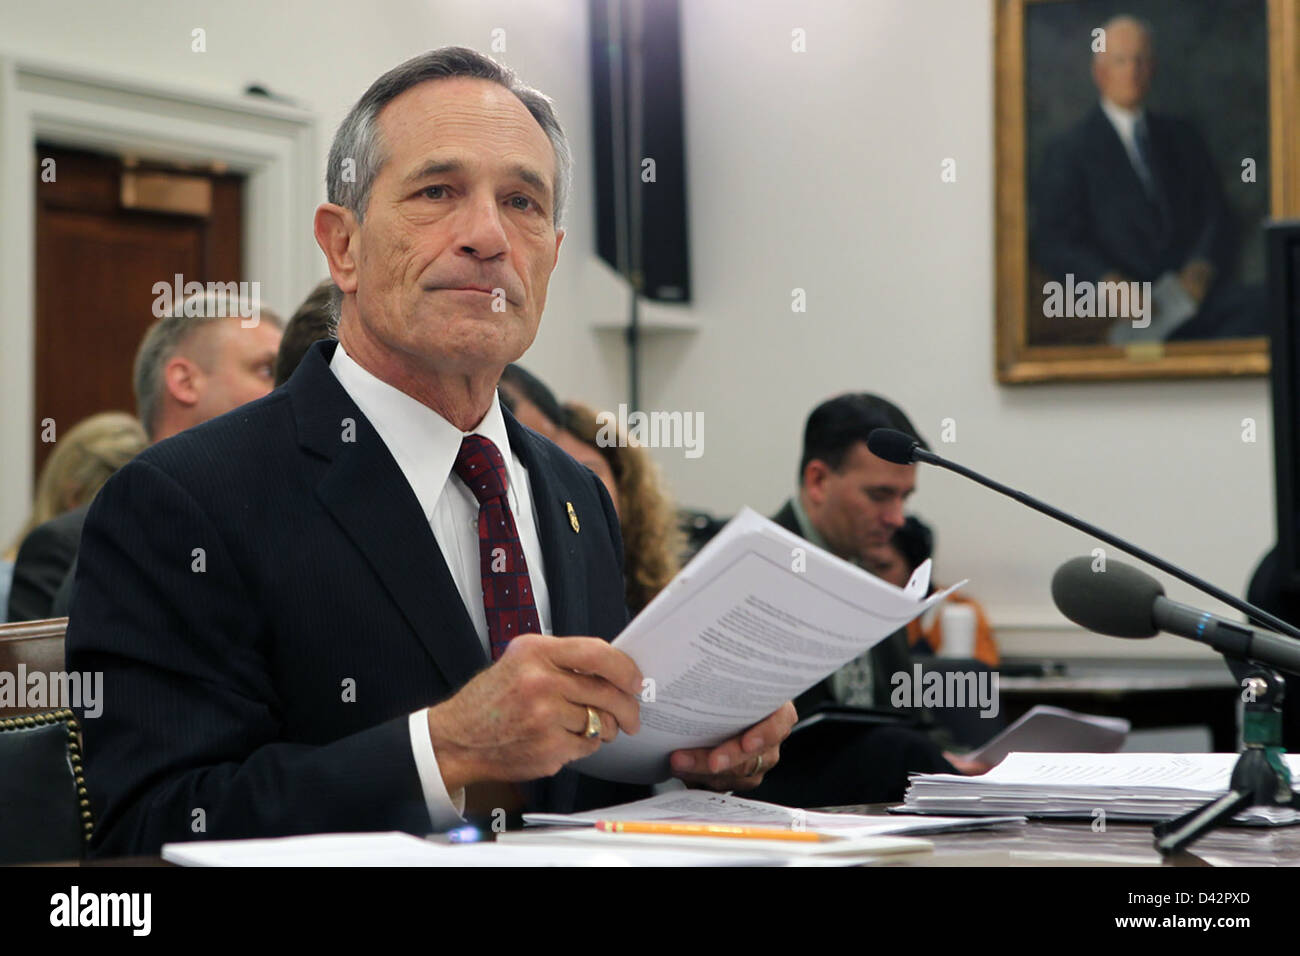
xmin=2 ymin=0 xmax=1273 ymax=657
xmin=649 ymin=0 xmax=1271 ymax=658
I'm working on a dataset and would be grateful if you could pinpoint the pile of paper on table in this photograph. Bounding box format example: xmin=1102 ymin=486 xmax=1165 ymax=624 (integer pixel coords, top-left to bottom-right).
xmin=900 ymin=752 xmax=1300 ymax=825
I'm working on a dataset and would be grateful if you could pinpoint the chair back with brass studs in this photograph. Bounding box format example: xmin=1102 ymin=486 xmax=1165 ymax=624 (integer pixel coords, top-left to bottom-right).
xmin=0 ymin=618 xmax=94 ymax=862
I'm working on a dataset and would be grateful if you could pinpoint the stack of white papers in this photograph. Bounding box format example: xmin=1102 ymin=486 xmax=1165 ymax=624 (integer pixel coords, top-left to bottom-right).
xmin=901 ymin=752 xmax=1300 ymax=825
xmin=575 ymin=508 xmax=963 ymax=784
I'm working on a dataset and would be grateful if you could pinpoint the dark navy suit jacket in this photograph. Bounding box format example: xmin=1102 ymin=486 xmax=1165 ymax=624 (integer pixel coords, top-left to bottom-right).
xmin=66 ymin=340 xmax=642 ymax=856
xmin=1031 ymin=105 xmax=1232 ymax=285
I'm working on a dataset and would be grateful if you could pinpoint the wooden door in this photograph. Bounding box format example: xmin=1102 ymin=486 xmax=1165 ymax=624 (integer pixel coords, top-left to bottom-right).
xmin=33 ymin=145 xmax=243 ymax=473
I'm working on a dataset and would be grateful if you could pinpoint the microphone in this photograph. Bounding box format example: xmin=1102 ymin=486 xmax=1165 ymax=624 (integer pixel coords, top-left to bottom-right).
xmin=865 ymin=427 xmax=1300 ymax=643
xmin=866 ymin=428 xmax=931 ymax=467
xmin=1052 ymin=556 xmax=1300 ymax=674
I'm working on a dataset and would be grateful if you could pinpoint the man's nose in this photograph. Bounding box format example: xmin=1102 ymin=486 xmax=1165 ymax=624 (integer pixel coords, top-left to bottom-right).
xmin=882 ymin=501 xmax=905 ymax=530
xmin=455 ymin=191 xmax=509 ymax=260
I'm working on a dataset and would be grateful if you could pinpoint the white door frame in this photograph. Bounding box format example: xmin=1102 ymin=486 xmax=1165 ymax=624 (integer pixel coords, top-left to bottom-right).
xmin=0 ymin=53 xmax=318 ymax=540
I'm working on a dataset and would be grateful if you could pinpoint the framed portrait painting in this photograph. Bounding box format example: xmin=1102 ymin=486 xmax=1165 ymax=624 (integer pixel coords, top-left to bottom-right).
xmin=995 ymin=0 xmax=1300 ymax=382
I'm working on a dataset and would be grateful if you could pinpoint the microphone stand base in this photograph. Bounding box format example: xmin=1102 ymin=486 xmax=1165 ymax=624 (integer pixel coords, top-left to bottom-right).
xmin=1152 ymin=664 xmax=1299 ymax=856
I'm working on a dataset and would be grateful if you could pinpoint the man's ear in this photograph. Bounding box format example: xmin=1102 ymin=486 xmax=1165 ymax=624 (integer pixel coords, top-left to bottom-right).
xmin=553 ymin=228 xmax=564 ymax=269
xmin=802 ymin=460 xmax=828 ymax=505
xmin=314 ymin=203 xmax=360 ymax=295
xmin=164 ymin=356 xmax=202 ymax=409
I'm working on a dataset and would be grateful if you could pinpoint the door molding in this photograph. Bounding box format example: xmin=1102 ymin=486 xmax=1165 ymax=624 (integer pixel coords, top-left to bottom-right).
xmin=0 ymin=53 xmax=318 ymax=539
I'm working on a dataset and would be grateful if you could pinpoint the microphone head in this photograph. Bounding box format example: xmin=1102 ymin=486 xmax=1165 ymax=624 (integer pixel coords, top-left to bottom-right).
xmin=1051 ymin=556 xmax=1165 ymax=638
xmin=867 ymin=428 xmax=918 ymax=465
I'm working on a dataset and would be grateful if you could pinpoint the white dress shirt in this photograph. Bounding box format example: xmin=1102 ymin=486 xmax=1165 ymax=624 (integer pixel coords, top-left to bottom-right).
xmin=329 ymin=342 xmax=552 ymax=829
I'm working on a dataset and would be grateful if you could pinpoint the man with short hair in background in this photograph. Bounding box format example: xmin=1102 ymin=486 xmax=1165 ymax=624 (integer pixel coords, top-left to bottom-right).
xmin=133 ymin=293 xmax=284 ymax=442
xmin=8 ymin=293 xmax=282 ymax=622
xmin=750 ymin=393 xmax=982 ymax=809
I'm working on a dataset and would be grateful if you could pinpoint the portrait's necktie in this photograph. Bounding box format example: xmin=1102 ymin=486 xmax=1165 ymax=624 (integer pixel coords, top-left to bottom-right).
xmin=451 ymin=434 xmax=540 ymax=661
xmin=1131 ymin=116 xmax=1169 ymax=238
xmin=1132 ymin=117 xmax=1157 ymax=194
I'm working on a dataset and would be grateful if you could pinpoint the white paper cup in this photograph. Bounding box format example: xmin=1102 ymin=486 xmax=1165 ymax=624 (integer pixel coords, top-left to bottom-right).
xmin=939 ymin=602 xmax=977 ymax=658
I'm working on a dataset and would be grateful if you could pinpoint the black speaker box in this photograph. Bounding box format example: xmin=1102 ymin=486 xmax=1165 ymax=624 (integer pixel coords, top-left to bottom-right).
xmin=589 ymin=0 xmax=691 ymax=303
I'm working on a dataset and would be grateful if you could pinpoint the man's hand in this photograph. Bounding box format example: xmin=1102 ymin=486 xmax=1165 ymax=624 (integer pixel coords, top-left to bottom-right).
xmin=669 ymin=702 xmax=798 ymax=791
xmin=426 ymin=634 xmax=643 ymax=793
xmin=943 ymin=751 xmax=993 ymax=776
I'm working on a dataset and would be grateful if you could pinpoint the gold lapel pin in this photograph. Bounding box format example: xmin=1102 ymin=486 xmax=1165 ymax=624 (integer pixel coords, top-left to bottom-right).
xmin=566 ymin=501 xmax=580 ymax=533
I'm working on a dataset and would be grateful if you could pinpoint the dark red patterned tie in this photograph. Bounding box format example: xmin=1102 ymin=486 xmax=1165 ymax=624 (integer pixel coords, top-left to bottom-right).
xmin=452 ymin=434 xmax=541 ymax=660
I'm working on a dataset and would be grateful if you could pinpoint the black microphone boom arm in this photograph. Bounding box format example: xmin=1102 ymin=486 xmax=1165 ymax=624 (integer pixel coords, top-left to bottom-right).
xmin=864 ymin=427 xmax=1300 ymax=644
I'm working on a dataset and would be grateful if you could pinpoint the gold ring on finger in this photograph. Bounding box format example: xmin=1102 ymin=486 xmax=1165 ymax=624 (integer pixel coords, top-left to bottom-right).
xmin=583 ymin=706 xmax=602 ymax=739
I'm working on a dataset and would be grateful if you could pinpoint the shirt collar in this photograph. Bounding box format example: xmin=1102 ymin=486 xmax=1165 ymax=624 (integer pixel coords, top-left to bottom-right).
xmin=329 ymin=341 xmax=520 ymax=520
xmin=790 ymin=495 xmax=833 ymax=552
xmin=1100 ymin=97 xmax=1144 ymax=139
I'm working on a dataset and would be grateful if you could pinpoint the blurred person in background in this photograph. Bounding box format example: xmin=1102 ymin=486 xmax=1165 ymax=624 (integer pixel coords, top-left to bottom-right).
xmin=497 ymin=362 xmax=564 ymax=442
xmin=560 ymin=401 xmax=684 ymax=615
xmin=274 ymin=279 xmax=337 ymax=387
xmin=750 ymin=393 xmax=989 ymax=808
xmin=133 ymin=292 xmax=283 ymax=443
xmin=775 ymin=393 xmax=924 ymax=714
xmin=497 ymin=366 xmax=685 ymax=616
xmin=8 ymin=292 xmax=283 ymax=622
xmin=4 ymin=412 xmax=148 ymax=622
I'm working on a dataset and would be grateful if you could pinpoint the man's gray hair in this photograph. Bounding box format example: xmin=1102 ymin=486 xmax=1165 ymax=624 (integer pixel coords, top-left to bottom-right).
xmin=133 ymin=290 xmax=283 ymax=440
xmin=326 ymin=46 xmax=572 ymax=231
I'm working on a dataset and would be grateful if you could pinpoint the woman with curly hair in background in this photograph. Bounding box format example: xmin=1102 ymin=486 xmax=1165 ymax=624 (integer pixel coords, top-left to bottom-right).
xmin=557 ymin=401 xmax=685 ymax=616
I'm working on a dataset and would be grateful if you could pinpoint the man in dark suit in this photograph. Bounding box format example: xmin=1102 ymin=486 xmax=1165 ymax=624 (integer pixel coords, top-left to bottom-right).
xmin=66 ymin=47 xmax=794 ymax=857
xmin=748 ymin=394 xmax=974 ymax=809
xmin=1031 ymin=15 xmax=1261 ymax=342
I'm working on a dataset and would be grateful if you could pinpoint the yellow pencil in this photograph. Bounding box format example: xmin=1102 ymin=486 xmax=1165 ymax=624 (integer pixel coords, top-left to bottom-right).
xmin=594 ymin=820 xmax=824 ymax=842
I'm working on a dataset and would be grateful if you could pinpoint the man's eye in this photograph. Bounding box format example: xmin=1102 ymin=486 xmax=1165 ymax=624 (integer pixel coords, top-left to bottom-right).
xmin=509 ymin=195 xmax=534 ymax=211
xmin=421 ymin=185 xmax=446 ymax=200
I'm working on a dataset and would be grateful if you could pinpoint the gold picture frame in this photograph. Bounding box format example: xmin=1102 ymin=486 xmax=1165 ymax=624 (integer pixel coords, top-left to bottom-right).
xmin=995 ymin=0 xmax=1300 ymax=383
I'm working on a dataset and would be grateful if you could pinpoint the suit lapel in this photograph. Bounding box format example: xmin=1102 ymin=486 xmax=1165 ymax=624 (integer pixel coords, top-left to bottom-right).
xmin=1140 ymin=114 xmax=1174 ymax=238
xmin=503 ymin=411 xmax=589 ymax=637
xmin=290 ymin=341 xmax=487 ymax=692
xmin=1092 ymin=106 xmax=1165 ymax=241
